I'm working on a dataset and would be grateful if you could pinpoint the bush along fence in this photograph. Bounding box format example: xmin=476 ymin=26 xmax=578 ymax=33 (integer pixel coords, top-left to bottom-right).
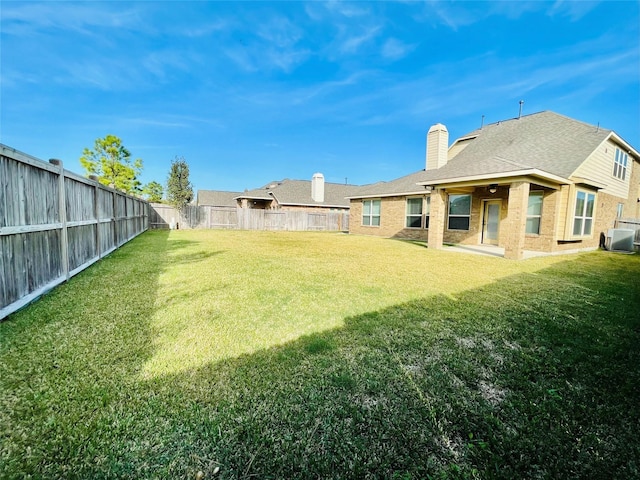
xmin=0 ymin=144 xmax=149 ymax=321
xmin=150 ymin=203 xmax=350 ymax=232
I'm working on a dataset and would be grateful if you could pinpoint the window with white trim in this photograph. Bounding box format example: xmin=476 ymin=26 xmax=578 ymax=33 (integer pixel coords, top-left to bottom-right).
xmin=613 ymin=148 xmax=628 ymax=180
xmin=526 ymin=191 xmax=543 ymax=235
xmin=362 ymin=199 xmax=381 ymax=226
xmin=448 ymin=194 xmax=471 ymax=230
xmin=406 ymin=198 xmax=423 ymax=228
xmin=573 ymin=191 xmax=595 ymax=236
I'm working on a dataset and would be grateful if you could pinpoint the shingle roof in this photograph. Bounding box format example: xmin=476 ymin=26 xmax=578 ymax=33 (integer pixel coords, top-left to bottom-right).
xmin=349 ymin=111 xmax=613 ymax=198
xmin=346 ymin=170 xmax=431 ymax=198
xmin=237 ymin=179 xmax=363 ymax=207
xmin=197 ymin=190 xmax=242 ymax=207
xmin=427 ymin=110 xmax=611 ymax=181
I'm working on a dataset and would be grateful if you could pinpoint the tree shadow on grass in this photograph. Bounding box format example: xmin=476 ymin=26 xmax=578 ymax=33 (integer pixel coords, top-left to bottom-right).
xmin=116 ymin=254 xmax=640 ymax=477
xmin=2 ymin=246 xmax=639 ymax=479
xmin=163 ymin=253 xmax=638 ymax=480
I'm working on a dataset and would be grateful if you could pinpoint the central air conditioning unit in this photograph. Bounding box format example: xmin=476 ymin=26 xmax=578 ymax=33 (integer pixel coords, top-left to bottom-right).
xmin=606 ymin=228 xmax=635 ymax=252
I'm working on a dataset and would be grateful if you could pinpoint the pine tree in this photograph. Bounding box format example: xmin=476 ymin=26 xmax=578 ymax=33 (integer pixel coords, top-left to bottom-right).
xmin=142 ymin=181 xmax=164 ymax=203
xmin=80 ymin=134 xmax=143 ymax=194
xmin=166 ymin=156 xmax=194 ymax=210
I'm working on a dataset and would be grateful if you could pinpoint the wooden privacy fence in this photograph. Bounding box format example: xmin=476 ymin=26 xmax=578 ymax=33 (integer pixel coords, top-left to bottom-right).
xmin=150 ymin=203 xmax=349 ymax=232
xmin=0 ymin=144 xmax=149 ymax=321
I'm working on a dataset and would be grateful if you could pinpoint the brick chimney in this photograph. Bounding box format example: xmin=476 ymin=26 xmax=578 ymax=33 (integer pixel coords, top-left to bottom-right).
xmin=311 ymin=173 xmax=325 ymax=202
xmin=426 ymin=123 xmax=449 ymax=170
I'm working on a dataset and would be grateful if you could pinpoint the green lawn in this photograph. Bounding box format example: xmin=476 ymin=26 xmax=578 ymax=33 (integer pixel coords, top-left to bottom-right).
xmin=1 ymin=230 xmax=639 ymax=479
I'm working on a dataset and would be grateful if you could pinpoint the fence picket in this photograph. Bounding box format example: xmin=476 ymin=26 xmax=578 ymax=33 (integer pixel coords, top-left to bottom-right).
xmin=149 ymin=203 xmax=349 ymax=232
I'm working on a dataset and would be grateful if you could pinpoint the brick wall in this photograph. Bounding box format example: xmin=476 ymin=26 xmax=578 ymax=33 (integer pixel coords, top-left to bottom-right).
xmin=349 ymin=196 xmax=430 ymax=240
xmin=543 ymin=190 xmax=626 ymax=253
xmin=622 ymin=157 xmax=640 ymax=218
xmin=524 ymin=188 xmax=559 ymax=252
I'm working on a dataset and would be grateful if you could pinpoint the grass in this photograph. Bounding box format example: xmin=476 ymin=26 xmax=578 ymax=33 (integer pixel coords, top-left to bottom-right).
xmin=1 ymin=229 xmax=639 ymax=479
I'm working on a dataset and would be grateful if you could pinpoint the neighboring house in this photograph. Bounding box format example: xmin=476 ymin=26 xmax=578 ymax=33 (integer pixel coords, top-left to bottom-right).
xmin=348 ymin=111 xmax=640 ymax=259
xmin=234 ymin=173 xmax=362 ymax=213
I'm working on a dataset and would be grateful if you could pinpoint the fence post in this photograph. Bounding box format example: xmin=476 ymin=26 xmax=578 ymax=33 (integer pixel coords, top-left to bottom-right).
xmin=112 ymin=190 xmax=119 ymax=247
xmin=49 ymin=159 xmax=69 ymax=280
xmin=90 ymin=175 xmax=102 ymax=259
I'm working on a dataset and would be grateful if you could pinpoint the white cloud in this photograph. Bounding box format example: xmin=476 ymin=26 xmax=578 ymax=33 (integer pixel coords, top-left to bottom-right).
xmin=547 ymin=1 xmax=601 ymax=21
xmin=339 ymin=26 xmax=381 ymax=54
xmin=289 ymin=71 xmax=374 ymax=104
xmin=223 ymin=46 xmax=259 ymax=72
xmin=416 ymin=1 xmax=544 ymax=30
xmin=61 ymin=60 xmax=140 ymax=91
xmin=266 ymin=48 xmax=312 ymax=73
xmin=142 ymin=50 xmax=194 ymax=80
xmin=220 ymin=15 xmax=310 ymax=73
xmin=223 ymin=42 xmax=310 ymax=74
xmin=420 ymin=1 xmax=483 ymax=30
xmin=180 ymin=20 xmax=229 ymax=38
xmin=324 ymin=0 xmax=371 ymax=18
xmin=124 ymin=118 xmax=190 ymax=128
xmin=246 ymin=35 xmax=639 ymax=130
xmin=120 ymin=114 xmax=225 ymax=129
xmin=381 ymin=38 xmax=416 ymax=60
xmin=256 ymin=16 xmax=303 ymax=48
xmin=1 ymin=2 xmax=144 ymax=36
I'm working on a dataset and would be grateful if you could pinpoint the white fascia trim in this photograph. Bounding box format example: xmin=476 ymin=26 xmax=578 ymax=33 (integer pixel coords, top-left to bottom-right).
xmin=346 ymin=190 xmax=430 ymax=200
xmin=278 ymin=202 xmax=349 ymax=208
xmin=417 ymin=169 xmax=570 ymax=187
xmin=569 ymin=176 xmax=608 ymax=190
xmin=606 ymin=132 xmax=640 ymax=159
xmin=450 ymin=134 xmax=479 ymax=145
xmin=234 ymin=194 xmax=272 ymax=200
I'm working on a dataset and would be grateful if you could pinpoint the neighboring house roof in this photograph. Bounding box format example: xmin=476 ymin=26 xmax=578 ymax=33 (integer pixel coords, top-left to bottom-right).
xmin=197 ymin=190 xmax=242 ymax=207
xmin=237 ymin=181 xmax=283 ymax=201
xmin=236 ymin=178 xmax=363 ymax=208
xmin=349 ymin=110 xmax=632 ymax=198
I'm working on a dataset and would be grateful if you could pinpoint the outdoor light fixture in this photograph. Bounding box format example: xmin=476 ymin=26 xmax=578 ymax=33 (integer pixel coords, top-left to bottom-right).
xmin=489 ymin=184 xmax=498 ymax=194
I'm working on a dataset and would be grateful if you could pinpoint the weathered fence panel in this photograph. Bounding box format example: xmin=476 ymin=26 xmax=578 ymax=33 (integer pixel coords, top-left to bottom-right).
xmin=0 ymin=144 xmax=149 ymax=321
xmin=149 ymin=203 xmax=349 ymax=232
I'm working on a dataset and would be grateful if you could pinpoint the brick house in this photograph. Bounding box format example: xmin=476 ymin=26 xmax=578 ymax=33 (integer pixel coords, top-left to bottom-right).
xmin=232 ymin=174 xmax=361 ymax=213
xmin=348 ymin=111 xmax=640 ymax=259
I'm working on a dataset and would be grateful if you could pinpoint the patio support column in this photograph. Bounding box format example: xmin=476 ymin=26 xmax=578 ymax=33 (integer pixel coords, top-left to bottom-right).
xmin=428 ymin=188 xmax=446 ymax=250
xmin=504 ymin=181 xmax=530 ymax=260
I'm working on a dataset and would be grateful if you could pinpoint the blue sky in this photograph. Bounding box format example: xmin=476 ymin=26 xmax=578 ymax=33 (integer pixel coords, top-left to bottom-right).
xmin=1 ymin=1 xmax=639 ymax=195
